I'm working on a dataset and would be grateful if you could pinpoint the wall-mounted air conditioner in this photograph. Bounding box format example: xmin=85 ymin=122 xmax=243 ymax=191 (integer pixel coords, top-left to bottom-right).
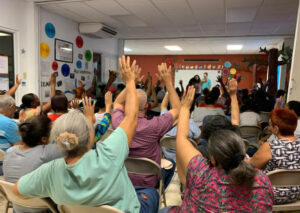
xmin=78 ymin=23 xmax=117 ymax=39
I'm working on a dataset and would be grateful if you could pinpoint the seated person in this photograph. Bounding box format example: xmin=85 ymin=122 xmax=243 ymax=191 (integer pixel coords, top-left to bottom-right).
xmin=13 ymin=56 xmax=141 ymax=213
xmin=191 ymin=90 xmax=225 ymax=127
xmin=248 ymin=108 xmax=300 ymax=204
xmin=240 ymin=99 xmax=262 ymax=126
xmin=160 ymin=93 xmax=201 ymax=162
xmin=112 ymin=62 xmax=180 ymax=188
xmin=48 ymin=94 xmax=68 ymax=122
xmin=3 ymin=115 xmax=63 ymax=213
xmin=198 ymin=87 xmax=224 ymax=109
xmin=19 ymin=74 xmax=56 ymax=122
xmin=158 ymin=87 xmax=273 ymax=213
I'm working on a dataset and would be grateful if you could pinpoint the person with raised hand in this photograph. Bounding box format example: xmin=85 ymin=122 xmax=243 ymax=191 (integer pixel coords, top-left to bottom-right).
xmin=12 ymin=57 xmax=141 ymax=213
xmin=158 ymin=86 xmax=273 ymax=213
xmin=5 ymin=74 xmax=22 ymax=96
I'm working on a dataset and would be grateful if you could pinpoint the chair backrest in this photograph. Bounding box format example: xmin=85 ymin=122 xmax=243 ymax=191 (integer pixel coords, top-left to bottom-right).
xmin=125 ymin=157 xmax=162 ymax=178
xmin=267 ymin=169 xmax=300 ymax=187
xmin=58 ymin=205 xmax=124 ymax=213
xmin=101 ymin=128 xmax=114 ymax=141
xmin=0 ymin=149 xmax=5 ymax=161
xmin=260 ymin=111 xmax=270 ymax=123
xmin=0 ymin=180 xmax=58 ymax=213
xmin=239 ymin=126 xmax=261 ymax=139
xmin=160 ymin=136 xmax=176 ymax=150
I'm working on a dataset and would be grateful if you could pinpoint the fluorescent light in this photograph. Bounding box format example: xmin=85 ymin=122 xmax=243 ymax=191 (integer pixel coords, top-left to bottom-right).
xmin=0 ymin=32 xmax=10 ymax=37
xmin=61 ymin=47 xmax=72 ymax=52
xmin=124 ymin=47 xmax=132 ymax=52
xmin=164 ymin=45 xmax=182 ymax=51
xmin=227 ymin=44 xmax=243 ymax=51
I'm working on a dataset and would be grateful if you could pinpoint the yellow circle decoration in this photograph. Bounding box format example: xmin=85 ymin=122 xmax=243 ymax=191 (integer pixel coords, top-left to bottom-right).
xmin=40 ymin=42 xmax=50 ymax=58
xmin=230 ymin=68 xmax=237 ymax=75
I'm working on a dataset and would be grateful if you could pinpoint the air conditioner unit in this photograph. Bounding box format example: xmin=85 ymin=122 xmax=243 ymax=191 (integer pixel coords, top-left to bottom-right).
xmin=78 ymin=23 xmax=117 ymax=38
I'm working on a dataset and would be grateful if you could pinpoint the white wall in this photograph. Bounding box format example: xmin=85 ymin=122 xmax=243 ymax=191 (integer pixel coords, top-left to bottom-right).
xmin=39 ymin=8 xmax=119 ymax=101
xmin=0 ymin=0 xmax=38 ymax=105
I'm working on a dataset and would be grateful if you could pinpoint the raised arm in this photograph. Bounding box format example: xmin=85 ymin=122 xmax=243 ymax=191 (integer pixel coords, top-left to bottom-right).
xmin=176 ymin=86 xmax=201 ymax=186
xmin=157 ymin=63 xmax=180 ymax=120
xmin=104 ymin=70 xmax=117 ymax=94
xmin=161 ymin=92 xmax=169 ymax=112
xmin=40 ymin=73 xmax=56 ymax=114
xmin=82 ymin=96 xmax=96 ymax=148
xmin=228 ymin=79 xmax=240 ymax=126
xmin=179 ymin=80 xmax=184 ymax=95
xmin=217 ymin=76 xmax=228 ymax=97
xmin=5 ymin=74 xmax=22 ymax=96
xmin=118 ymin=56 xmax=138 ymax=144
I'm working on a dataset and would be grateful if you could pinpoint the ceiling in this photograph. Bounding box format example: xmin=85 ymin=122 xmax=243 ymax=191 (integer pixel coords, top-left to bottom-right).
xmin=124 ymin=36 xmax=290 ymax=55
xmin=30 ymin=0 xmax=298 ymax=39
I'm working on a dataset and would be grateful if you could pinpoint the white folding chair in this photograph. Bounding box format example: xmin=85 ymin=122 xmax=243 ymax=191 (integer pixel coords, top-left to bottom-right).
xmin=267 ymin=169 xmax=300 ymax=211
xmin=0 ymin=180 xmax=58 ymax=213
xmin=58 ymin=205 xmax=124 ymax=213
xmin=124 ymin=157 xmax=167 ymax=207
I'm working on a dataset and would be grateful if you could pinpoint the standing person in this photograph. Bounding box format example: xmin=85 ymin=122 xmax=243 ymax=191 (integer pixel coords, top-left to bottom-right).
xmin=194 ymin=75 xmax=202 ymax=99
xmin=158 ymin=87 xmax=273 ymax=213
xmin=202 ymin=72 xmax=211 ymax=91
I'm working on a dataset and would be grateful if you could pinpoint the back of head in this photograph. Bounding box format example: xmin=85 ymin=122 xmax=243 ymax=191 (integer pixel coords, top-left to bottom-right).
xmin=19 ymin=116 xmax=52 ymax=147
xmin=51 ymin=95 xmax=68 ymax=113
xmin=137 ymin=89 xmax=147 ymax=111
xmin=270 ymin=108 xmax=298 ymax=136
xmin=203 ymin=88 xmax=209 ymax=97
xmin=95 ymin=96 xmax=105 ymax=111
xmin=50 ymin=110 xmax=91 ymax=157
xmin=202 ymin=115 xmax=239 ymax=140
xmin=208 ymin=130 xmax=256 ymax=189
xmin=276 ymin=89 xmax=285 ymax=98
xmin=21 ymin=93 xmax=35 ymax=109
xmin=204 ymin=92 xmax=216 ymax=105
xmin=0 ymin=95 xmax=15 ymax=112
xmin=287 ymin=101 xmax=300 ymax=117
xmin=211 ymin=87 xmax=220 ymax=102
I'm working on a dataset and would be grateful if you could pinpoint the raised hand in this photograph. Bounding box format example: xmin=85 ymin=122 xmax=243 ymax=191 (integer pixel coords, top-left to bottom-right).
xmin=179 ymin=80 xmax=183 ymax=85
xmin=157 ymin=63 xmax=172 ymax=84
xmin=119 ymin=55 xmax=136 ymax=83
xmin=82 ymin=96 xmax=96 ymax=124
xmin=227 ymin=79 xmax=238 ymax=96
xmin=105 ymin=91 xmax=113 ymax=106
xmin=216 ymin=76 xmax=222 ymax=83
xmin=16 ymin=74 xmax=22 ymax=85
xmin=181 ymin=86 xmax=195 ymax=109
xmin=108 ymin=70 xmax=118 ymax=81
xmin=71 ymin=99 xmax=80 ymax=109
xmin=134 ymin=65 xmax=144 ymax=84
xmin=50 ymin=73 xmax=56 ymax=85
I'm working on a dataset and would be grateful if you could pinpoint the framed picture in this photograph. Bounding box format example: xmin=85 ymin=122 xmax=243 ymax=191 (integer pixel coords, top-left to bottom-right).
xmin=55 ymin=39 xmax=73 ymax=63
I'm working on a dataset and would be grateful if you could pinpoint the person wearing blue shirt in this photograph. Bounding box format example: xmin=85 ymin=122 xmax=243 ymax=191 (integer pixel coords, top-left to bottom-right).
xmin=202 ymin=72 xmax=211 ymax=91
xmin=0 ymin=95 xmax=22 ymax=175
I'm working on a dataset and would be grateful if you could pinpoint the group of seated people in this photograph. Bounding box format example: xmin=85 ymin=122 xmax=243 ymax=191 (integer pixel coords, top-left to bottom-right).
xmin=0 ymin=56 xmax=299 ymax=213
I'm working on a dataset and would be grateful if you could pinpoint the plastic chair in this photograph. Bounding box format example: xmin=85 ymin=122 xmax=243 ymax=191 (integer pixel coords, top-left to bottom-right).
xmin=160 ymin=136 xmax=197 ymax=150
xmin=267 ymin=169 xmax=300 ymax=211
xmin=101 ymin=128 xmax=114 ymax=141
xmin=0 ymin=149 xmax=5 ymax=161
xmin=58 ymin=205 xmax=124 ymax=213
xmin=0 ymin=180 xmax=58 ymax=213
xmin=239 ymin=126 xmax=261 ymax=141
xmin=124 ymin=157 xmax=167 ymax=207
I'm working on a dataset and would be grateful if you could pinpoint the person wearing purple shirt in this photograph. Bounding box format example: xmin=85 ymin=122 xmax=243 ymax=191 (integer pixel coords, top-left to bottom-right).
xmin=112 ymin=62 xmax=181 ymax=188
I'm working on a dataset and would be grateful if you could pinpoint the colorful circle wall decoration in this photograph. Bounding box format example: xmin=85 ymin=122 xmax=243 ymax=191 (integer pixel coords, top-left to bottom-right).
xmin=76 ymin=60 xmax=82 ymax=69
xmin=76 ymin=36 xmax=83 ymax=48
xmin=52 ymin=61 xmax=58 ymax=71
xmin=40 ymin=42 xmax=50 ymax=58
xmin=85 ymin=50 xmax=92 ymax=61
xmin=230 ymin=68 xmax=237 ymax=75
xmin=61 ymin=64 xmax=70 ymax=77
xmin=45 ymin=23 xmax=56 ymax=38
xmin=224 ymin=61 xmax=232 ymax=68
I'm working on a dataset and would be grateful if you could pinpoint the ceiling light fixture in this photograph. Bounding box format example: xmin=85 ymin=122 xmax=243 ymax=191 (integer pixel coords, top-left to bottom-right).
xmin=227 ymin=44 xmax=243 ymax=50
xmin=164 ymin=45 xmax=182 ymax=51
xmin=124 ymin=47 xmax=132 ymax=52
xmin=0 ymin=32 xmax=10 ymax=37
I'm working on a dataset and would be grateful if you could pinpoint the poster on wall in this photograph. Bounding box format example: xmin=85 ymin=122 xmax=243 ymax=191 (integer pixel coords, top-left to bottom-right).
xmin=55 ymin=39 xmax=73 ymax=63
xmin=0 ymin=77 xmax=9 ymax=91
xmin=0 ymin=56 xmax=8 ymax=74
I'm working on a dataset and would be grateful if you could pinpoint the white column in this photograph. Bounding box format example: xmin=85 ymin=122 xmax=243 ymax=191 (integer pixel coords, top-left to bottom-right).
xmin=288 ymin=3 xmax=300 ymax=101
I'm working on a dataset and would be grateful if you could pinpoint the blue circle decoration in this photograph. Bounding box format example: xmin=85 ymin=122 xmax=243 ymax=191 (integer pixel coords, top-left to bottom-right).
xmin=224 ymin=61 xmax=232 ymax=68
xmin=61 ymin=64 xmax=70 ymax=77
xmin=76 ymin=60 xmax=82 ymax=69
xmin=45 ymin=23 xmax=56 ymax=38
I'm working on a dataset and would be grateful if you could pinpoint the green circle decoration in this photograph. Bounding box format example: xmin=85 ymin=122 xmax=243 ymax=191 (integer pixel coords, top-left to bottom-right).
xmin=85 ymin=50 xmax=92 ymax=61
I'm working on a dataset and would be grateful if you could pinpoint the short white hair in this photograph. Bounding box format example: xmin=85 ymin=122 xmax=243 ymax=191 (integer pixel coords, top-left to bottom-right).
xmin=0 ymin=95 xmax=15 ymax=110
xmin=137 ymin=89 xmax=147 ymax=111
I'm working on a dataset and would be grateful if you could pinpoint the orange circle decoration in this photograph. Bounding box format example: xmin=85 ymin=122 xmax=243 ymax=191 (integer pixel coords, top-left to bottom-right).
xmin=230 ymin=68 xmax=237 ymax=75
xmin=40 ymin=42 xmax=50 ymax=58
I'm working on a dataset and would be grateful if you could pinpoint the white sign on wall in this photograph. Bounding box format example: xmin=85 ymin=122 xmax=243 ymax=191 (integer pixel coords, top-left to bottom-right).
xmin=0 ymin=56 xmax=8 ymax=74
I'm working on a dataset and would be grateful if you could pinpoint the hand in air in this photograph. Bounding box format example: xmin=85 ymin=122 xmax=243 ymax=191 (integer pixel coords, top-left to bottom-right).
xmin=181 ymin=86 xmax=195 ymax=109
xmin=82 ymin=96 xmax=96 ymax=124
xmin=157 ymin=63 xmax=172 ymax=83
xmin=105 ymin=91 xmax=113 ymax=106
xmin=119 ymin=55 xmax=136 ymax=83
xmin=227 ymin=79 xmax=238 ymax=96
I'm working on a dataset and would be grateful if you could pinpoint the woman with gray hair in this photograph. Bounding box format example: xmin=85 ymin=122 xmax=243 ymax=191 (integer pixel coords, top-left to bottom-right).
xmin=13 ymin=56 xmax=141 ymax=213
xmin=159 ymin=86 xmax=273 ymax=213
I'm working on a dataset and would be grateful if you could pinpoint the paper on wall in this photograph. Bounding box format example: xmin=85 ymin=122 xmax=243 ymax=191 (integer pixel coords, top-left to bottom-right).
xmin=0 ymin=56 xmax=8 ymax=74
xmin=41 ymin=60 xmax=52 ymax=77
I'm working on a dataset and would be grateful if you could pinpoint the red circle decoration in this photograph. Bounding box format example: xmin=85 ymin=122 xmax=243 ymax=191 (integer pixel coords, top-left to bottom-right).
xmin=52 ymin=61 xmax=58 ymax=71
xmin=76 ymin=36 xmax=83 ymax=48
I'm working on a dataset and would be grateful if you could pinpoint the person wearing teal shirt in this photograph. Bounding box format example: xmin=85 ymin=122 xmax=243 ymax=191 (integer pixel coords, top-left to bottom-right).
xmin=13 ymin=56 xmax=141 ymax=213
xmin=202 ymin=72 xmax=211 ymax=91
